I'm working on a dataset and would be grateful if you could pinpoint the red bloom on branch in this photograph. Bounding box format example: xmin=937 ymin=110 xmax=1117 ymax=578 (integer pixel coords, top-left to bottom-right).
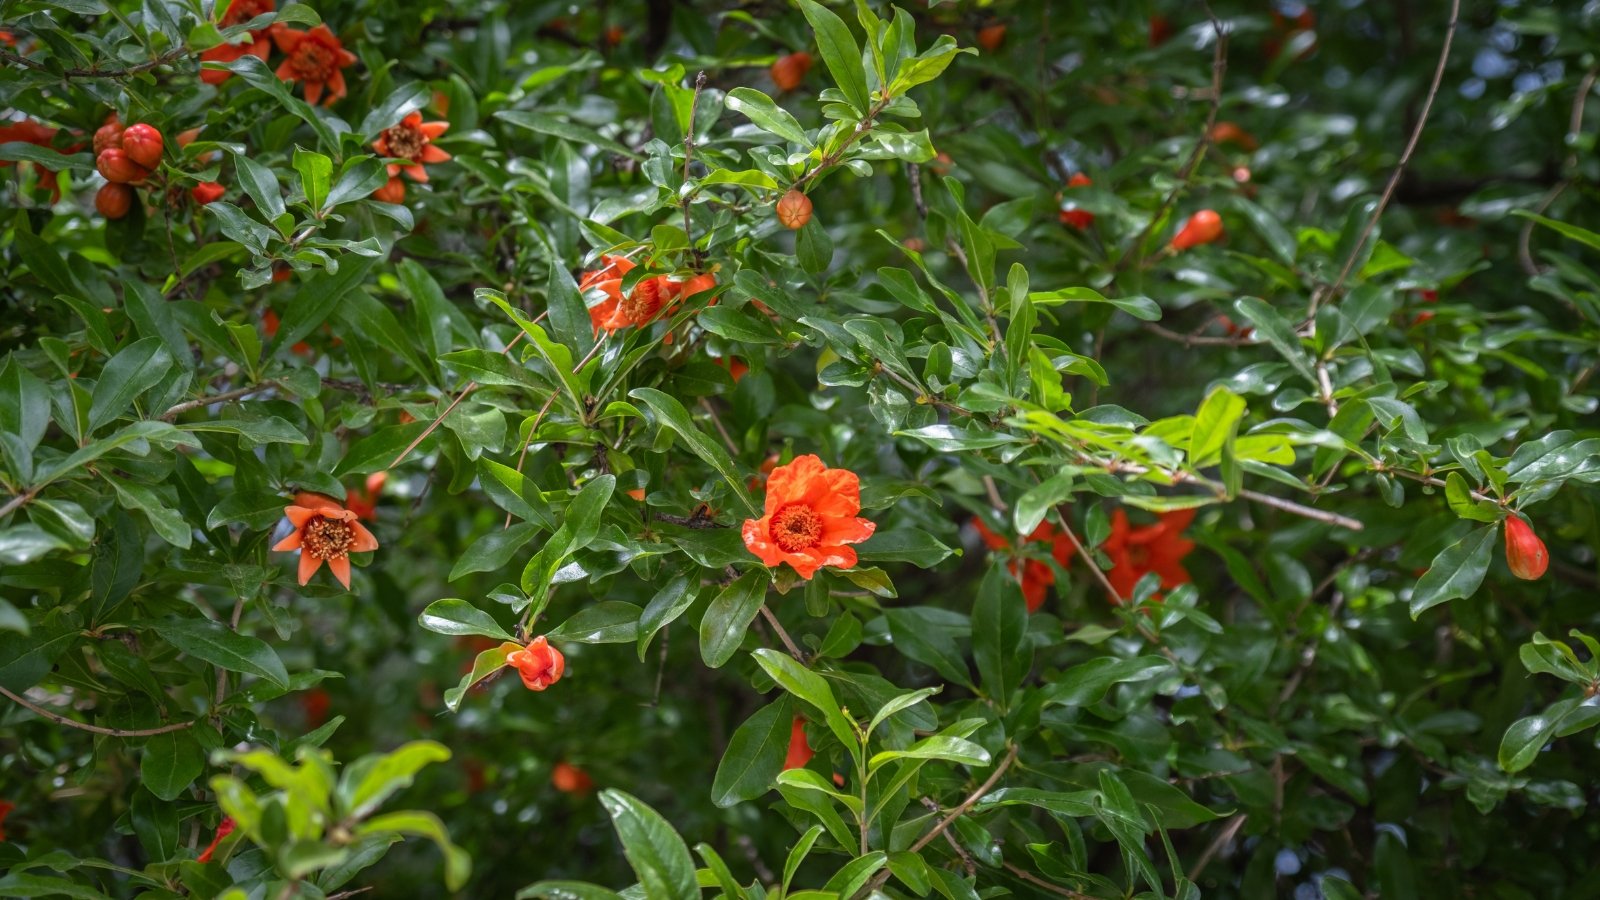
xmin=271 ymin=492 xmax=379 ymax=589
xmin=972 ymin=518 xmax=1072 ymax=613
xmin=196 ymin=817 xmax=235 ymax=863
xmin=1170 ymin=209 xmax=1224 ymax=251
xmin=0 ymin=799 xmax=12 ymax=841
xmin=742 ymin=454 xmax=875 ymax=579
xmin=201 ymin=0 xmax=274 ymax=85
xmin=191 ymin=181 xmax=226 ymax=205
xmin=783 ymin=717 xmax=814 ymax=770
xmin=507 ymin=636 xmax=565 ymax=691
xmin=345 ymin=471 xmax=387 ymax=521
xmin=272 ymin=25 xmax=357 ymax=106
xmin=1504 ymin=516 xmax=1549 ymax=581
xmin=581 ymin=255 xmax=683 ymax=333
xmin=301 ymin=687 xmax=331 ymax=728
xmin=372 ymin=112 xmax=451 ymax=183
xmin=771 ymin=51 xmax=812 ymax=93
xmin=1102 ymin=508 xmax=1196 ymax=602
xmin=1058 ymin=172 xmax=1094 ymax=230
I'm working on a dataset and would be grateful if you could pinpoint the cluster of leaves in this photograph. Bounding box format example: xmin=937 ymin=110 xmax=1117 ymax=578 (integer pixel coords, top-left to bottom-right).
xmin=3 ymin=0 xmax=1599 ymax=898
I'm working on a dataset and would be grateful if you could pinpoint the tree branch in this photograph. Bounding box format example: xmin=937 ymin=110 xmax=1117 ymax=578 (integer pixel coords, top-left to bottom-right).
xmin=1 ymin=684 xmax=196 ymax=737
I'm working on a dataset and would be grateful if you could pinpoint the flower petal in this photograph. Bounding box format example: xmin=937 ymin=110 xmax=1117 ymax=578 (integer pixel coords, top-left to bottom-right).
xmin=284 ymin=505 xmax=316 ymax=527
xmin=272 ymin=530 xmax=302 ymax=551
xmin=419 ymin=120 xmax=449 ymax=138
xmin=349 ymin=521 xmax=379 ymax=553
xmin=820 ymin=515 xmax=875 ymax=546
xmin=328 ymin=556 xmax=352 ymax=589
xmin=297 ymin=551 xmax=322 ymax=585
xmin=763 ymin=454 xmax=826 ymax=512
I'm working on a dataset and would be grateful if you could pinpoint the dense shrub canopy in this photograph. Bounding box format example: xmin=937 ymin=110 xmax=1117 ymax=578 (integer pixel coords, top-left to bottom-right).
xmin=2 ymin=1 xmax=1599 ymax=898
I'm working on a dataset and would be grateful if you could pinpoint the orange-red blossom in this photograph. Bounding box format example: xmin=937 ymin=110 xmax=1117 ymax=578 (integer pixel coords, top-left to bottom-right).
xmin=972 ymin=518 xmax=1072 ymax=613
xmin=272 ymin=24 xmax=357 ymax=106
xmin=507 ymin=636 xmax=565 ymax=691
xmin=271 ymin=492 xmax=379 ymax=589
xmin=200 ymin=0 xmax=274 ymax=85
xmin=784 ymin=717 xmax=814 ymax=770
xmin=1170 ymin=210 xmax=1224 ymax=251
xmin=742 ymin=454 xmax=875 ymax=579
xmin=1058 ymin=172 xmax=1094 ymax=230
xmin=580 ymin=255 xmax=687 ymax=333
xmin=1102 ymin=508 xmax=1196 ymax=603
xmin=551 ymin=761 xmax=595 ymax=793
xmin=372 ymin=111 xmax=451 ymax=182
xmin=196 ymin=817 xmax=235 ymax=863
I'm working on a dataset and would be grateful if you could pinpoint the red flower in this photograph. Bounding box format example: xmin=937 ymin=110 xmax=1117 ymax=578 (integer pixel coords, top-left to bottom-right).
xmin=201 ymin=0 xmax=274 ymax=85
xmin=0 ymin=799 xmax=12 ymax=841
xmin=261 ymin=309 xmax=312 ymax=355
xmin=345 ymin=471 xmax=387 ymax=520
xmin=1102 ymin=508 xmax=1196 ymax=602
xmin=372 ymin=111 xmax=450 ymax=183
xmin=196 ymin=817 xmax=235 ymax=863
xmin=551 ymin=761 xmax=595 ymax=793
xmin=1504 ymin=516 xmax=1549 ymax=581
xmin=1170 ymin=210 xmax=1223 ymax=251
xmin=271 ymin=492 xmax=380 ymax=589
xmin=1 ymin=120 xmax=69 ymax=201
xmin=783 ymin=717 xmax=814 ymax=770
xmin=272 ymin=25 xmax=357 ymax=106
xmin=1149 ymin=15 xmax=1174 ymax=47
xmin=1058 ymin=172 xmax=1094 ymax=230
xmin=191 ymin=181 xmax=226 ymax=205
xmin=972 ymin=518 xmax=1072 ymax=613
xmin=742 ymin=454 xmax=875 ymax=579
xmin=977 ymin=23 xmax=1007 ymax=52
xmin=301 ymin=687 xmax=331 ymax=728
xmin=371 ymin=176 xmax=406 ymax=204
xmin=714 ymin=356 xmax=749 ymax=382
xmin=507 ymin=635 xmax=565 ymax=691
xmin=581 ymin=255 xmax=682 ymax=333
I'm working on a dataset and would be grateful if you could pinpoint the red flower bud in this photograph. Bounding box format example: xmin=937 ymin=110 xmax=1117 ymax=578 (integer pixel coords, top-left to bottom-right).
xmin=93 ymin=122 xmax=124 ymax=155
xmin=770 ymin=51 xmax=813 ymax=93
xmin=783 ymin=717 xmax=814 ymax=770
xmin=551 ymin=761 xmax=594 ymax=793
xmin=96 ymin=148 xmax=151 ymax=184
xmin=977 ymin=23 xmax=1007 ymax=52
xmin=120 ymin=123 xmax=164 ymax=170
xmin=1504 ymin=516 xmax=1549 ymax=580
xmin=776 ymin=189 xmax=812 ymax=230
xmin=1058 ymin=172 xmax=1094 ymax=229
xmin=1170 ymin=209 xmax=1224 ymax=251
xmin=506 ymin=636 xmax=564 ymax=691
xmin=191 ymin=181 xmax=225 ymax=205
xmin=372 ymin=177 xmax=405 ymax=204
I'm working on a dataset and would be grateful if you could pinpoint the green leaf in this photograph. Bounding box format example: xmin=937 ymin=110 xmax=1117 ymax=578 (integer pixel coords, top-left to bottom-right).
xmin=637 ymin=575 xmax=699 ymax=661
xmin=88 ymin=338 xmax=173 ymax=433
xmin=149 ymin=618 xmax=289 ymax=688
xmin=355 ymin=810 xmax=471 ymax=891
xmin=1513 ymin=210 xmax=1600 ymax=254
xmin=1233 ymin=297 xmax=1315 ymax=384
xmin=1028 ymin=286 xmax=1160 ymax=321
xmin=820 ymin=851 xmax=888 ymax=896
xmin=293 ymin=146 xmax=333 ymax=212
xmin=1410 ymin=525 xmax=1498 ymax=617
xmin=629 ymin=388 xmax=758 ymax=516
xmin=783 ymin=825 xmax=824 ymax=892
xmin=868 ymin=735 xmax=990 ymax=773
xmin=797 ymin=0 xmax=871 ymax=115
xmin=327 ymin=157 xmax=390 ymax=209
xmin=340 ymin=740 xmax=452 ymax=819
xmin=270 ymin=257 xmax=377 ymax=355
xmin=359 ymin=82 xmax=431 ymax=138
xmin=449 ymin=523 xmax=540 ymax=581
xmin=233 ymin=153 xmax=285 ymax=220
xmin=495 ymin=110 xmax=641 ymax=159
xmin=546 ymin=602 xmax=642 ymax=644
xmin=1038 ymin=656 xmax=1173 ymax=708
xmin=725 ymin=87 xmax=811 ymax=145
xmin=711 ymin=697 xmax=791 ymax=808
xmin=1189 ymin=386 xmax=1247 ymax=468
xmin=141 ymin=731 xmax=207 ymax=802
xmin=598 ymin=789 xmax=700 ymax=900
xmin=972 ymin=565 xmax=1028 ymax=711
xmin=699 ymin=571 xmax=768 ymax=668
xmin=417 ymin=599 xmax=515 ymax=641
xmin=516 ymin=883 xmax=625 ymax=900
xmin=795 ymin=216 xmax=833 ymax=275
xmin=443 ymin=641 xmax=518 ymax=712
xmin=750 ymin=648 xmax=859 ymax=763
xmin=1445 ymin=473 xmax=1499 ymax=523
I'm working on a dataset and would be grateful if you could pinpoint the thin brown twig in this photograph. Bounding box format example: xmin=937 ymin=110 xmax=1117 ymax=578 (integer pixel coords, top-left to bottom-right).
xmin=1187 ymin=814 xmax=1247 ymax=883
xmin=1236 ymin=489 xmax=1363 ymax=532
xmin=1518 ymin=64 xmax=1598 ymax=276
xmin=758 ymin=604 xmax=806 ymax=663
xmin=1119 ymin=3 xmax=1228 ymax=271
xmin=683 ymin=71 xmax=707 ymax=264
xmin=161 ymin=381 xmax=280 ymax=421
xmin=1002 ymin=862 xmax=1095 ymax=899
xmin=503 ymin=390 xmax=561 ymax=529
xmin=391 ymin=331 xmax=529 ymax=469
xmin=1309 ymin=0 xmax=1461 ymax=316
xmin=1 ymin=46 xmax=190 ymax=78
xmin=698 ymin=397 xmax=740 ymax=456
xmin=857 ymin=744 xmax=1019 ymax=897
xmin=1 ymin=684 xmax=196 ymax=737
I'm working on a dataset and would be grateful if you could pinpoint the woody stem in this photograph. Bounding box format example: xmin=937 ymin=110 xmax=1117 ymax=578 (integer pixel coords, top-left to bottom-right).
xmin=759 ymin=604 xmax=805 ymax=663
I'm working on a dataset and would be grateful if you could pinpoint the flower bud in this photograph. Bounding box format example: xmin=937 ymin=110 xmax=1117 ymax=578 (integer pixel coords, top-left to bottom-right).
xmin=551 ymin=761 xmax=594 ymax=793
xmin=96 ymin=148 xmax=151 ymax=184
xmin=1170 ymin=209 xmax=1223 ymax=251
xmin=506 ymin=635 xmax=565 ymax=691
xmin=776 ymin=189 xmax=812 ymax=230
xmin=120 ymin=123 xmax=164 ymax=170
xmin=1504 ymin=516 xmax=1549 ymax=580
xmin=770 ymin=51 xmax=812 ymax=93
xmin=95 ymin=182 xmax=135 ymax=219
xmin=1059 ymin=172 xmax=1094 ymax=229
xmin=93 ymin=122 xmax=124 ymax=155
xmin=783 ymin=717 xmax=814 ymax=770
xmin=977 ymin=23 xmax=1007 ymax=52
xmin=191 ymin=181 xmax=225 ymax=205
